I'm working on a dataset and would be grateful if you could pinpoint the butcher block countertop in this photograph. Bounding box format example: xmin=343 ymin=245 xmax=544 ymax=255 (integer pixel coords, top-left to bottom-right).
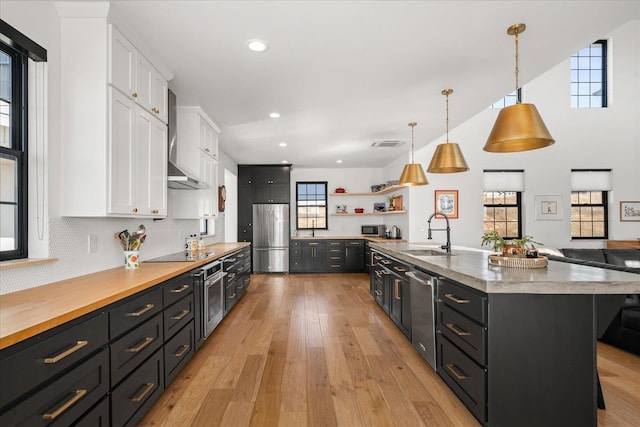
xmin=0 ymin=242 xmax=249 ymax=350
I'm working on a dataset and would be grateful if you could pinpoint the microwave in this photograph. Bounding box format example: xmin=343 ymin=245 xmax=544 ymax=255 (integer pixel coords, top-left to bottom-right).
xmin=361 ymin=224 xmax=385 ymax=236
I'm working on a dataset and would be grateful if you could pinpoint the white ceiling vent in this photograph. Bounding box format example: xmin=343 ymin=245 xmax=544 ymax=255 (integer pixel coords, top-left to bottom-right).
xmin=371 ymin=140 xmax=406 ymax=149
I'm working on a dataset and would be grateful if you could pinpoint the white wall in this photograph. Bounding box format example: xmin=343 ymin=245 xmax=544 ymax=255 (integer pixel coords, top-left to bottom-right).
xmin=385 ymin=20 xmax=640 ymax=250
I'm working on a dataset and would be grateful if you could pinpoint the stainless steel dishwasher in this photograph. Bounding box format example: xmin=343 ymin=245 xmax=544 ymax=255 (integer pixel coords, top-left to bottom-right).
xmin=407 ymin=268 xmax=437 ymax=369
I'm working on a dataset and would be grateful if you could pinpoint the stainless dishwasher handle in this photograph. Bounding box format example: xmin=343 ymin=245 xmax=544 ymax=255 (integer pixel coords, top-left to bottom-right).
xmin=405 ymin=271 xmax=433 ymax=286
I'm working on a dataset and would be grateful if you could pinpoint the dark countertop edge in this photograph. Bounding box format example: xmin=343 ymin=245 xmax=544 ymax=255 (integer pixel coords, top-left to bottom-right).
xmin=369 ymin=242 xmax=640 ymax=295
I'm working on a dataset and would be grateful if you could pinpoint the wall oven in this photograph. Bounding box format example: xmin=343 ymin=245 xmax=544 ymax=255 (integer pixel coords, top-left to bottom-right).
xmin=193 ymin=260 xmax=226 ymax=348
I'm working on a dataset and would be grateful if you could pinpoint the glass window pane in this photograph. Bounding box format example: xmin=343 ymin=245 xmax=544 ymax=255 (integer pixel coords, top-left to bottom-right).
xmin=592 ymin=206 xmax=605 ymax=220
xmin=506 ymin=207 xmax=519 ymax=221
xmin=0 ymin=49 xmax=11 ymax=149
xmin=580 ymin=222 xmax=593 ymax=237
xmin=0 ymin=155 xmax=17 ymax=202
xmin=493 ymin=223 xmax=507 ymax=237
xmin=571 ymin=207 xmax=580 ymax=221
xmin=0 ymin=203 xmax=17 ymax=251
xmin=505 ymin=223 xmax=519 ymax=238
xmin=504 ymin=192 xmax=517 ymax=204
xmin=592 ymin=222 xmax=605 ymax=237
xmin=590 ymin=191 xmax=602 ymax=204
xmin=571 ymin=222 xmax=580 ymax=237
xmin=570 ymin=192 xmax=579 ymax=204
xmin=580 ymin=206 xmax=593 ymax=220
xmin=483 ymin=207 xmax=495 ymax=222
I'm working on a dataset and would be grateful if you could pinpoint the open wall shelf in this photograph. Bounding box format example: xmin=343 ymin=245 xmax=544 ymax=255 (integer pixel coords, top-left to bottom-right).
xmin=330 ymin=185 xmax=404 ymax=196
xmin=330 ymin=210 xmax=407 ymax=216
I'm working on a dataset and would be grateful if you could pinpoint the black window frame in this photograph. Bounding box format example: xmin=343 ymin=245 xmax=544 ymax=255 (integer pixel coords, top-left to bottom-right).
xmin=295 ymin=181 xmax=328 ymax=231
xmin=482 ymin=191 xmax=523 ymax=240
xmin=571 ymin=39 xmax=607 ymax=108
xmin=0 ymin=19 xmax=47 ymax=261
xmin=570 ymin=191 xmax=609 ymax=240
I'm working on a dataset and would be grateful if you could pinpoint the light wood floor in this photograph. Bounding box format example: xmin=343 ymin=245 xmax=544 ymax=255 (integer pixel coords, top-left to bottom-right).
xmin=140 ymin=273 xmax=640 ymax=426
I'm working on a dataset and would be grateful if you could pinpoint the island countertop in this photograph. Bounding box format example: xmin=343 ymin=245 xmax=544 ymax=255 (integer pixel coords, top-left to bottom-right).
xmin=0 ymin=242 xmax=249 ymax=350
xmin=369 ymin=241 xmax=640 ymax=295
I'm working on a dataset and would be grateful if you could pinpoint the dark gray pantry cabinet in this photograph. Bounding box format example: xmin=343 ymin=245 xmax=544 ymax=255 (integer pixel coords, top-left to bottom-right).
xmin=290 ymin=239 xmax=365 ymax=273
xmin=0 ymin=248 xmax=249 ymax=427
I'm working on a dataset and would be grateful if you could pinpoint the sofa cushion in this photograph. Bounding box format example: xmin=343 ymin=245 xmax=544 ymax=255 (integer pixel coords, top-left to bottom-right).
xmin=603 ymin=249 xmax=640 ymax=267
xmin=560 ymin=248 xmax=606 ymax=263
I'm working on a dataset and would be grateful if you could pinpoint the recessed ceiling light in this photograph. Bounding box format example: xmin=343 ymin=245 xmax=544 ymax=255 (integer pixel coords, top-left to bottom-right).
xmin=246 ymin=39 xmax=268 ymax=52
xmin=279 ymin=142 xmax=287 ymax=147
xmin=269 ymin=112 xmax=280 ymax=118
xmin=336 ymin=160 xmax=343 ymax=163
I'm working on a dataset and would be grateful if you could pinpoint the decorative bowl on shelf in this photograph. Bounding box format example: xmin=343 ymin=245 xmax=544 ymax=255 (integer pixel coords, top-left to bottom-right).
xmin=354 ymin=208 xmax=364 ymax=214
xmin=335 ymin=187 xmax=346 ymax=193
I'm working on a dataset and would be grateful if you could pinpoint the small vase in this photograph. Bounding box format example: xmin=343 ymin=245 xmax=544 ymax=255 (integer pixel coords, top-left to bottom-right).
xmin=124 ymin=250 xmax=140 ymax=269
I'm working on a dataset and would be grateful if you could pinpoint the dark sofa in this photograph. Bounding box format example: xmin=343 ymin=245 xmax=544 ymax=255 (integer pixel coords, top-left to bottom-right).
xmin=544 ymin=248 xmax=640 ymax=356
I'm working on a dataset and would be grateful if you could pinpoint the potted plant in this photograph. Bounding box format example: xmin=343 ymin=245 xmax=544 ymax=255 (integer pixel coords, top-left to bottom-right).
xmin=512 ymin=235 xmax=543 ymax=257
xmin=481 ymin=231 xmax=507 ymax=253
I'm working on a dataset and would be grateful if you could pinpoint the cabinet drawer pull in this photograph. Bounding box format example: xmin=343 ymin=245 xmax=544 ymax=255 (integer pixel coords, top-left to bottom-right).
xmin=393 ymin=266 xmax=407 ymax=272
xmin=44 ymin=340 xmax=88 ymax=364
xmin=394 ymin=279 xmax=401 ymax=299
xmin=380 ymin=259 xmax=391 ymax=265
xmin=131 ymin=92 xmax=138 ymax=98
xmin=375 ymin=270 xmax=383 ymax=277
xmin=42 ymin=389 xmax=87 ymax=420
xmin=126 ymin=304 xmax=155 ymax=317
xmin=444 ymin=293 xmax=469 ymax=304
xmin=226 ymin=258 xmax=237 ymax=263
xmin=374 ymin=290 xmax=383 ymax=296
xmin=308 ymin=242 xmax=319 ymax=246
xmin=236 ymin=253 xmax=245 ymax=258
xmin=128 ymin=337 xmax=154 ymax=353
xmin=228 ymin=293 xmax=236 ymax=299
xmin=132 ymin=208 xmax=138 ymax=213
xmin=446 ymin=364 xmax=467 ymax=380
xmin=174 ymin=344 xmax=191 ymax=358
xmin=171 ymin=309 xmax=190 ymax=321
xmin=445 ymin=323 xmax=471 ymax=336
xmin=131 ymin=382 xmax=155 ymax=403
xmin=171 ymin=284 xmax=190 ymax=293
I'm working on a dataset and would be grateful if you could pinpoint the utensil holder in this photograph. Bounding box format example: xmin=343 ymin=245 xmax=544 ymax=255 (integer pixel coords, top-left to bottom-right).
xmin=124 ymin=250 xmax=140 ymax=269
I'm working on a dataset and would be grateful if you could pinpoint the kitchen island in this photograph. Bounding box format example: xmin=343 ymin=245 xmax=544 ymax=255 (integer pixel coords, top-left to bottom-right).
xmin=369 ymin=242 xmax=640 ymax=427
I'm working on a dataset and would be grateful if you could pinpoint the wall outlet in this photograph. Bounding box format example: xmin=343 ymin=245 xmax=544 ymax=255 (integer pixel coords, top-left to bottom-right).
xmin=88 ymin=234 xmax=98 ymax=253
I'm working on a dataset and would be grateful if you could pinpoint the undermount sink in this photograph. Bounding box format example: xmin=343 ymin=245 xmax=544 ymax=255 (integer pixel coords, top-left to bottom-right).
xmin=403 ymin=249 xmax=451 ymax=256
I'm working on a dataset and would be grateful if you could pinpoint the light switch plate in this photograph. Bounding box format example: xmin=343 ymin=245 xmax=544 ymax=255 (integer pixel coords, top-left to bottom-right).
xmin=88 ymin=234 xmax=98 ymax=253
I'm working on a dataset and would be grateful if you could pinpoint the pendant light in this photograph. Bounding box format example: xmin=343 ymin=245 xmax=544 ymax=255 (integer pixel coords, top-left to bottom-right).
xmin=483 ymin=23 xmax=555 ymax=153
xmin=427 ymin=89 xmax=470 ymax=173
xmin=398 ymin=122 xmax=428 ymax=186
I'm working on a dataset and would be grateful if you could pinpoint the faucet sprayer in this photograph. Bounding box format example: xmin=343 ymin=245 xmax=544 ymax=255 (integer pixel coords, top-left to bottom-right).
xmin=427 ymin=212 xmax=451 ymax=253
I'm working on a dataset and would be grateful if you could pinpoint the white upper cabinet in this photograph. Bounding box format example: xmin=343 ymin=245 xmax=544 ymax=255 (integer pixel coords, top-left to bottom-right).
xmin=58 ymin=7 xmax=170 ymax=218
xmin=176 ymin=106 xmax=220 ymax=180
xmin=109 ymin=25 xmax=168 ymax=124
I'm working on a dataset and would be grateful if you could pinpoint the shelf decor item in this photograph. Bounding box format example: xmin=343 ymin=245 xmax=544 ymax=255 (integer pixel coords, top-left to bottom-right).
xmin=374 ymin=202 xmax=386 ymax=212
xmin=482 ymin=231 xmax=545 ymax=268
xmin=620 ymin=201 xmax=640 ymax=221
xmin=435 ymin=190 xmax=458 ymax=218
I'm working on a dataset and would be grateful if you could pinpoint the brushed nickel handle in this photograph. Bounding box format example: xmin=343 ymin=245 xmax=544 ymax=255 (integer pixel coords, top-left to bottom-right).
xmin=394 ymin=279 xmax=401 ymax=299
xmin=228 ymin=293 xmax=236 ymax=299
xmin=446 ymin=323 xmax=471 ymax=336
xmin=374 ymin=290 xmax=382 ymax=296
xmin=170 ymin=284 xmax=190 ymax=293
xmin=445 ymin=293 xmax=469 ymax=304
xmin=380 ymin=259 xmax=391 ymax=265
xmin=226 ymin=258 xmax=237 ymax=262
xmin=126 ymin=303 xmax=155 ymax=317
xmin=42 ymin=389 xmax=87 ymax=420
xmin=44 ymin=341 xmax=88 ymax=364
xmin=393 ymin=266 xmax=407 ymax=272
xmin=128 ymin=337 xmax=154 ymax=353
xmin=446 ymin=364 xmax=467 ymax=380
xmin=171 ymin=309 xmax=190 ymax=321
xmin=308 ymin=242 xmax=319 ymax=245
xmin=131 ymin=382 xmax=155 ymax=402
xmin=237 ymin=253 xmax=245 ymax=258
xmin=174 ymin=344 xmax=191 ymax=358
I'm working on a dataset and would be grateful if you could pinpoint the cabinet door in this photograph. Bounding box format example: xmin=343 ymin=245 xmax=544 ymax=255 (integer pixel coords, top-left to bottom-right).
xmin=199 ymin=118 xmax=218 ymax=159
xmin=345 ymin=244 xmax=365 ymax=272
xmin=151 ymin=70 xmax=168 ymax=123
xmin=109 ymin=25 xmax=136 ymax=98
xmin=135 ymin=54 xmax=154 ymax=113
xmin=135 ymin=107 xmax=167 ymax=216
xmin=149 ymin=116 xmax=168 ymax=216
xmin=109 ymin=89 xmax=135 ymax=215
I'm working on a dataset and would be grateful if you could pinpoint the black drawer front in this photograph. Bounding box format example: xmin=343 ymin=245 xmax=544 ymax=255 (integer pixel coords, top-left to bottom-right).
xmin=237 ymin=274 xmax=250 ymax=295
xmin=0 ymin=349 xmax=109 ymax=427
xmin=346 ymin=240 xmax=364 ymax=246
xmin=73 ymin=396 xmax=110 ymax=427
xmin=327 ymin=262 xmax=344 ymax=271
xmin=163 ymin=294 xmax=194 ymax=340
xmin=438 ymin=304 xmax=487 ymax=365
xmin=326 ymin=240 xmax=344 ymax=247
xmin=225 ymin=282 xmax=238 ymax=312
xmin=162 ymin=272 xmax=193 ymax=308
xmin=301 ymin=240 xmax=324 ymax=247
xmin=111 ymin=349 xmax=164 ymax=427
xmin=388 ymin=260 xmax=409 ymax=276
xmin=110 ymin=313 xmax=163 ymax=386
xmin=327 ymin=250 xmax=344 ymax=259
xmin=437 ymin=336 xmax=487 ymax=423
xmin=164 ymin=322 xmax=194 ymax=386
xmin=110 ymin=288 xmax=162 ymax=339
xmin=0 ymin=312 xmax=108 ymax=409
xmin=438 ymin=279 xmax=487 ymax=325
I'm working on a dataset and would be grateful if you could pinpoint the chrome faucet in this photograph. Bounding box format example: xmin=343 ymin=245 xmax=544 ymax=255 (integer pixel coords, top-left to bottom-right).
xmin=427 ymin=212 xmax=451 ymax=253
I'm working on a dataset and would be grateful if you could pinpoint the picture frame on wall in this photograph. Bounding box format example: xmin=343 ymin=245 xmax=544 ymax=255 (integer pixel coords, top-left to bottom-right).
xmin=435 ymin=190 xmax=458 ymax=218
xmin=620 ymin=201 xmax=640 ymax=221
xmin=535 ymin=195 xmax=563 ymax=220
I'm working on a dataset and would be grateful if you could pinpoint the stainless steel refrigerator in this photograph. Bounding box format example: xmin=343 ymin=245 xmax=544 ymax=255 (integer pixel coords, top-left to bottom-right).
xmin=253 ymin=204 xmax=290 ymax=273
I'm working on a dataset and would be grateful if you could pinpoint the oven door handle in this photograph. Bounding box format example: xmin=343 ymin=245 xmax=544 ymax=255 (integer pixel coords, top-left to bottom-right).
xmin=205 ymin=272 xmax=227 ymax=288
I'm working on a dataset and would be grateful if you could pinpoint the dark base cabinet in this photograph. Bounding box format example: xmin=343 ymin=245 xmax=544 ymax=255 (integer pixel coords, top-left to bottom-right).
xmin=371 ymin=250 xmax=411 ymax=339
xmin=291 ymin=239 xmax=366 ymax=273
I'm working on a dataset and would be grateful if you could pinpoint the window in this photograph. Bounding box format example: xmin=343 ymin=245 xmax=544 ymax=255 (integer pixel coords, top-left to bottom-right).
xmin=482 ymin=170 xmax=524 ymax=239
xmin=570 ymin=169 xmax=611 ymax=239
xmin=0 ymin=20 xmax=46 ymax=261
xmin=296 ymin=182 xmax=327 ymax=230
xmin=490 ymin=89 xmax=521 ymax=109
xmin=483 ymin=192 xmax=522 ymax=239
xmin=571 ymin=40 xmax=607 ymax=108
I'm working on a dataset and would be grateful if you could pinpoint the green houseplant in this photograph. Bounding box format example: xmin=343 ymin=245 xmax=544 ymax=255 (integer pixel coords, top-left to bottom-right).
xmin=481 ymin=231 xmax=507 ymax=253
xmin=481 ymin=232 xmax=543 ymax=256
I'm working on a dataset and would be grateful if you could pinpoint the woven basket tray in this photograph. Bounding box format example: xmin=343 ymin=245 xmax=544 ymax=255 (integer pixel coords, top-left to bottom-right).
xmin=488 ymin=255 xmax=548 ymax=269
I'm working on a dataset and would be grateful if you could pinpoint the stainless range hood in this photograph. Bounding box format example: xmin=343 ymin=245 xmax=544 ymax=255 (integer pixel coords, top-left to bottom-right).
xmin=167 ymin=89 xmax=208 ymax=189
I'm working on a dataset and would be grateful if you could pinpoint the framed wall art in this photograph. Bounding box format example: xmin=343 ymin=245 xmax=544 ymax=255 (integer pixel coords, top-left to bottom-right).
xmin=535 ymin=195 xmax=563 ymax=220
xmin=620 ymin=201 xmax=640 ymax=221
xmin=435 ymin=190 xmax=458 ymax=218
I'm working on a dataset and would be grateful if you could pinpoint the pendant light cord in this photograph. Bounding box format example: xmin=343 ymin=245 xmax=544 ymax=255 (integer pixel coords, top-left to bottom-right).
xmin=514 ymin=27 xmax=520 ymax=103
xmin=445 ymin=93 xmax=450 ymax=142
xmin=408 ymin=122 xmax=417 ymax=163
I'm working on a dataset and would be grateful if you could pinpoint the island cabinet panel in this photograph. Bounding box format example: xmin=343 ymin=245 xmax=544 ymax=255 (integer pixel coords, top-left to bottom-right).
xmin=0 ymin=312 xmax=108 ymax=410
xmin=0 ymin=349 xmax=109 ymax=426
xmin=109 ymin=287 xmax=163 ymax=339
xmin=436 ymin=277 xmax=597 ymax=427
xmin=371 ymin=250 xmax=411 ymax=338
xmin=164 ymin=322 xmax=195 ymax=386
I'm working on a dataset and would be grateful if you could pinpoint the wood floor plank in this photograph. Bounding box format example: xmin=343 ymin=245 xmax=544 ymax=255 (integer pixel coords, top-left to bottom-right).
xmin=140 ymin=273 xmax=640 ymax=427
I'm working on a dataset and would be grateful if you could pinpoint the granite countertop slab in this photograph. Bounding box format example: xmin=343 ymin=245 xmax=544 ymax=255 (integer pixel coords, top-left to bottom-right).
xmin=370 ymin=241 xmax=640 ymax=295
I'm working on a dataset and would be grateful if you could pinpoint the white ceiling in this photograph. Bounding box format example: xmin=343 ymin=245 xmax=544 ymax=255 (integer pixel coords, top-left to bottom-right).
xmin=108 ymin=0 xmax=640 ymax=168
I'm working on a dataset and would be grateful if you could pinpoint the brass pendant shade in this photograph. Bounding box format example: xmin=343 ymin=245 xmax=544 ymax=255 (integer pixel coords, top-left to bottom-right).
xmin=483 ymin=103 xmax=555 ymax=152
xmin=484 ymin=23 xmax=555 ymax=153
xmin=427 ymin=89 xmax=470 ymax=173
xmin=399 ymin=122 xmax=428 ymax=186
